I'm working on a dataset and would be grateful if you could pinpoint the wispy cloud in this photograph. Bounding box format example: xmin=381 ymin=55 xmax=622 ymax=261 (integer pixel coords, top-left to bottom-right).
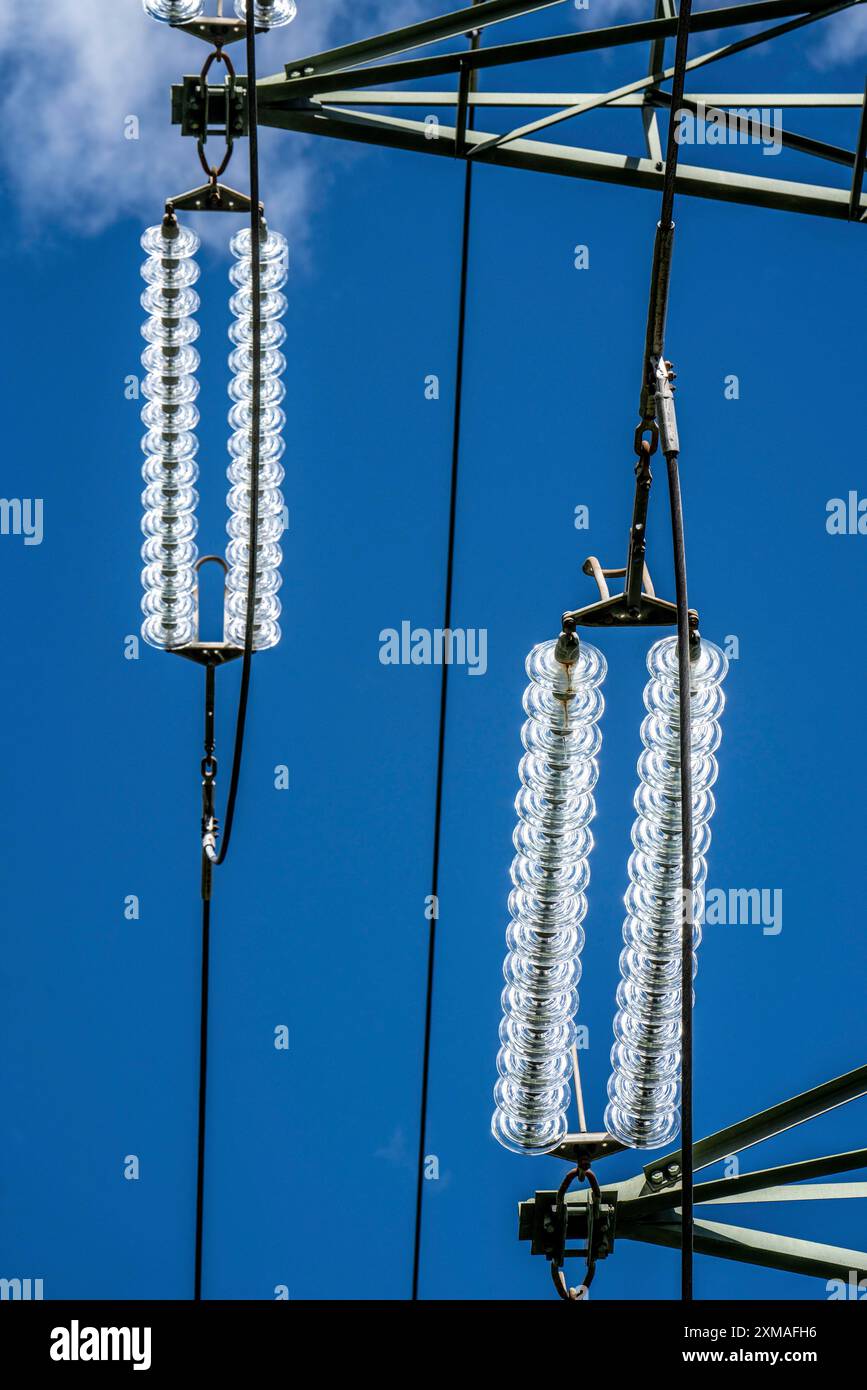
xmin=811 ymin=5 xmax=867 ymax=66
xmin=0 ymin=0 xmax=422 ymax=250
xmin=0 ymin=0 xmax=860 ymax=250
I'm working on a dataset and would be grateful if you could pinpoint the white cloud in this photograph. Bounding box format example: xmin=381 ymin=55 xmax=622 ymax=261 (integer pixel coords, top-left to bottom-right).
xmin=3 ymin=0 xmax=859 ymax=252
xmin=0 ymin=0 xmax=422 ymax=250
xmin=811 ymin=5 xmax=867 ymax=66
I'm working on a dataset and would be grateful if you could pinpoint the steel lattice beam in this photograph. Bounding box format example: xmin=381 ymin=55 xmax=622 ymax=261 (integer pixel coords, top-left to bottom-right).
xmin=277 ymin=0 xmax=846 ymax=96
xmin=249 ymin=0 xmax=867 ymax=223
xmin=256 ymin=103 xmax=866 ymax=220
xmin=520 ymin=1064 xmax=867 ymax=1285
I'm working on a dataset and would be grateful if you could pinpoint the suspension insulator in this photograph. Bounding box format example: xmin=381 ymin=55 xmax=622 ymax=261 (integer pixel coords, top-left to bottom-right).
xmin=235 ymin=0 xmax=297 ymax=25
xmin=492 ymin=637 xmax=606 ymax=1155
xmin=142 ymin=0 xmax=204 ymax=23
xmin=605 ymin=636 xmax=728 ymax=1149
xmin=225 ymin=226 xmax=288 ymax=651
xmin=139 ymin=222 xmax=202 ymax=650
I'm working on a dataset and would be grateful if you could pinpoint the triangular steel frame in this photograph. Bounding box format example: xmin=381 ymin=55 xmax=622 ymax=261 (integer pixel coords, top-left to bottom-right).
xmin=248 ymin=0 xmax=867 ymax=222
xmin=520 ymin=1063 xmax=867 ymax=1284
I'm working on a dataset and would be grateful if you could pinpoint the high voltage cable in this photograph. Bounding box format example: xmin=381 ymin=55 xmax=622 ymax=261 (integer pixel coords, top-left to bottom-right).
xmin=412 ymin=5 xmax=483 ymax=1303
xmin=647 ymin=0 xmax=697 ymax=1304
xmin=194 ymin=0 xmax=265 ymax=1300
xmin=211 ymin=1 xmax=264 ymax=869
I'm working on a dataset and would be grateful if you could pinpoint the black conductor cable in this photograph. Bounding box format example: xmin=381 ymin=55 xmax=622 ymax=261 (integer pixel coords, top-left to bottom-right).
xmin=211 ymin=0 xmax=264 ymax=870
xmin=639 ymin=0 xmax=696 ymax=1304
xmin=194 ymin=0 xmax=264 ymax=1300
xmin=412 ymin=8 xmax=482 ymax=1303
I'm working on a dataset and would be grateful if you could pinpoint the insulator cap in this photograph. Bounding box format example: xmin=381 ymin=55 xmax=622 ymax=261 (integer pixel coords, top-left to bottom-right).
xmin=554 ymin=629 xmax=580 ymax=666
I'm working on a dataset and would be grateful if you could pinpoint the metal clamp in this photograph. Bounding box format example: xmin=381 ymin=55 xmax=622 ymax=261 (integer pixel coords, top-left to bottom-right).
xmin=172 ymin=556 xmax=244 ymax=667
xmin=561 ymin=443 xmax=699 ymax=638
xmin=167 ymin=42 xmax=254 ymax=214
xmin=545 ymin=1166 xmax=613 ymax=1301
xmin=172 ymin=68 xmax=249 ymax=143
xmin=653 ymin=356 xmax=680 ymax=457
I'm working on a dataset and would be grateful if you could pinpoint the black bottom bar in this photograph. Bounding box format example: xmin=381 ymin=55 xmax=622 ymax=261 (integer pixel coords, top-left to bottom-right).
xmin=5 ymin=1298 xmax=864 ymax=1372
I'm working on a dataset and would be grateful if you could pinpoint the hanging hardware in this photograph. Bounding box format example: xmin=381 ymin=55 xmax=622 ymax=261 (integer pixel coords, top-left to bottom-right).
xmin=654 ymin=356 xmax=680 ymax=457
xmin=139 ymin=3 xmax=288 ymax=872
xmin=549 ymin=1166 xmax=609 ymax=1301
xmin=175 ymin=556 xmax=244 ymax=667
xmin=560 ymin=438 xmax=699 ymax=641
xmin=201 ymin=652 xmax=219 ymax=901
xmin=521 ymin=1063 xmax=867 ymax=1284
xmin=172 ymin=50 xmax=249 ymax=145
xmin=486 ymin=0 xmax=706 ymax=1306
xmin=140 ymin=0 xmax=282 ymax=1304
xmin=166 ymin=42 xmax=252 ymax=212
xmin=174 ymin=16 xmax=251 ymax=47
xmin=552 ymin=1132 xmax=626 ymax=1164
xmin=165 ymin=183 xmax=253 ymax=214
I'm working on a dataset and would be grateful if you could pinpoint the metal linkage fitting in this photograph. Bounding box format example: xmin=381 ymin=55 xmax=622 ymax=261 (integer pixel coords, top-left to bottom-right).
xmin=172 ymin=15 xmax=253 ymax=48
xmin=519 ymin=1182 xmax=618 ymax=1264
xmin=172 ymin=73 xmax=249 ymax=140
xmin=560 ymin=441 xmax=699 ymax=637
xmin=646 ymin=1159 xmax=683 ymax=1189
xmin=553 ymin=627 xmax=580 ymax=665
xmin=653 ymin=356 xmax=680 ymax=457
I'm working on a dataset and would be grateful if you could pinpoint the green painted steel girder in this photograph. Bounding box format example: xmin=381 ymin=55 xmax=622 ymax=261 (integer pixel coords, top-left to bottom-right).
xmin=255 ymin=103 xmax=867 ymax=222
xmin=623 ymin=1217 xmax=867 ymax=1281
xmin=645 ymin=1064 xmax=867 ymax=1185
xmin=281 ymin=0 xmax=564 ymax=79
xmin=251 ymin=0 xmax=866 ymax=224
xmin=274 ymin=0 xmax=849 ymax=101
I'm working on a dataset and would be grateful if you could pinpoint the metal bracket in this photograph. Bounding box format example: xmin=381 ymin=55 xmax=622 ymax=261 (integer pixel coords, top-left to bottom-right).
xmin=519 ymin=1187 xmax=619 ymax=1262
xmin=170 ymin=557 xmax=245 ymax=666
xmin=653 ymin=356 xmax=680 ymax=456
xmin=519 ymin=1061 xmax=867 ymax=1288
xmin=551 ymin=1132 xmax=628 ymax=1165
xmin=165 ymin=181 xmax=253 ymax=213
xmin=173 ymin=16 xmax=259 ymax=48
xmin=173 ymin=642 xmax=244 ymax=667
xmin=172 ymin=74 xmax=249 ymax=139
xmin=561 ymin=448 xmax=699 ymax=636
xmin=258 ymin=0 xmax=867 ymax=222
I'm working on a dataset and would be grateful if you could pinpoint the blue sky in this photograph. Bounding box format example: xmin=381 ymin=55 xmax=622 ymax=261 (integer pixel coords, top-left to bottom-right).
xmin=0 ymin=0 xmax=865 ymax=1302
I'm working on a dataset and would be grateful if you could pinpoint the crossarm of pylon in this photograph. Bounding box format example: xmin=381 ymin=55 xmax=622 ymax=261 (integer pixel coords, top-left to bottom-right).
xmin=269 ymin=0 xmax=852 ymax=102
xmin=466 ymin=0 xmax=858 ymax=158
xmin=280 ymin=0 xmax=564 ymax=80
xmin=645 ymin=1065 xmax=867 ymax=1186
xmin=625 ymin=1148 xmax=867 ymax=1218
xmin=255 ymin=103 xmax=867 ymax=221
xmin=622 ymin=1216 xmax=867 ymax=1281
xmin=703 ymin=1182 xmax=867 ymax=1203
